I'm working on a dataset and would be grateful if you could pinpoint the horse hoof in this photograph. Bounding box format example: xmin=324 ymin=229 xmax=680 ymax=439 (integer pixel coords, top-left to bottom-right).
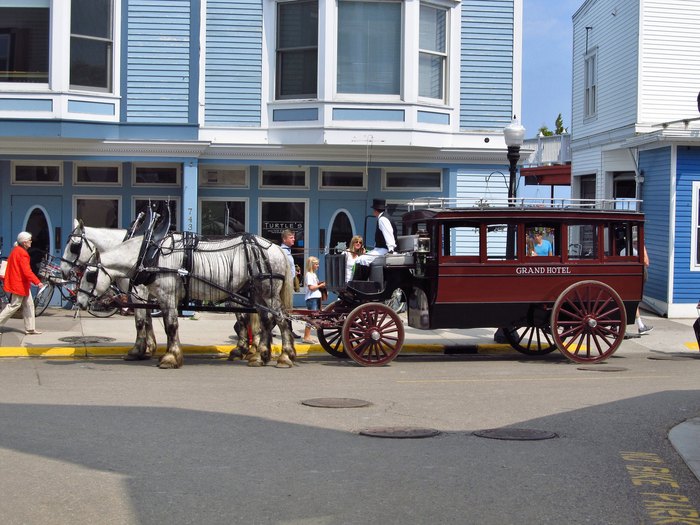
xmin=158 ymin=355 xmax=181 ymax=369
xmin=247 ymin=359 xmax=263 ymax=367
xmin=275 ymin=355 xmax=294 ymax=368
xmin=228 ymin=349 xmax=243 ymax=361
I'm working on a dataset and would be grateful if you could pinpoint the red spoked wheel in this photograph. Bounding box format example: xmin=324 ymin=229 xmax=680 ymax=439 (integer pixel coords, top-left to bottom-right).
xmin=317 ymin=300 xmax=347 ymax=359
xmin=502 ymin=323 xmax=557 ymax=356
xmin=551 ymin=280 xmax=626 ymax=363
xmin=341 ymin=303 xmax=405 ymax=367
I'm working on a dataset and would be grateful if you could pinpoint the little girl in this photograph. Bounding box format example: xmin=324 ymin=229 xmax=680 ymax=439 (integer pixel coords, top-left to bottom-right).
xmin=303 ymin=256 xmax=325 ymax=344
xmin=345 ymin=235 xmax=365 ymax=282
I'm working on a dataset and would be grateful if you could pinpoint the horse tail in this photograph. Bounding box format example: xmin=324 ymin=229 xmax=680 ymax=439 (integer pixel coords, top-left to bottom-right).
xmin=281 ymin=264 xmax=293 ymax=311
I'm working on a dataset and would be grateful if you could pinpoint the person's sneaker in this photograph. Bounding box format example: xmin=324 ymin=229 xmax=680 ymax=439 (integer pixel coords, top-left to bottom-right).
xmin=638 ymin=324 xmax=654 ymax=335
xmin=25 ymin=330 xmax=43 ymax=335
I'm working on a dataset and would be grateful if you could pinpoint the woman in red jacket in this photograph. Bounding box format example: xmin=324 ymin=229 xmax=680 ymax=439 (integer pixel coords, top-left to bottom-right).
xmin=0 ymin=232 xmax=44 ymax=335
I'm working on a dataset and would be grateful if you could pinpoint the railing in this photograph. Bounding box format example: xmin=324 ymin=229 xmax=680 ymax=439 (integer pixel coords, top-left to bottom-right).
xmin=524 ymin=133 xmax=571 ymax=166
xmin=406 ymin=197 xmax=642 ymax=211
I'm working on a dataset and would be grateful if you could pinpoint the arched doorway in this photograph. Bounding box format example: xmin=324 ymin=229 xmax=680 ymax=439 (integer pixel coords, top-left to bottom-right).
xmin=327 ymin=209 xmax=356 ymax=253
xmin=25 ymin=207 xmax=51 ymax=275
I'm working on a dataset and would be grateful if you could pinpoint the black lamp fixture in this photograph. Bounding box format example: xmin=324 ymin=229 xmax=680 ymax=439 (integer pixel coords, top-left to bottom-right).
xmin=503 ymin=115 xmax=526 ymax=202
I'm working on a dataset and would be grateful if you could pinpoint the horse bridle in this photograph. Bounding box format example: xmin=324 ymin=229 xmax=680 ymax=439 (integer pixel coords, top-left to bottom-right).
xmin=78 ymin=258 xmax=114 ymax=300
xmin=68 ymin=226 xmax=97 ymax=262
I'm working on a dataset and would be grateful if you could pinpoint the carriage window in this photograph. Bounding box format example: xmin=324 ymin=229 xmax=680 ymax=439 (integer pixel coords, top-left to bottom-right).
xmin=442 ymin=223 xmax=479 ymax=257
xmin=525 ymin=225 xmax=557 ymax=257
xmin=75 ymin=197 xmax=120 ymax=228
xmin=486 ymin=224 xmax=518 ymax=261
xmin=567 ymin=224 xmax=597 ymax=259
xmin=605 ymin=222 xmax=638 ymax=257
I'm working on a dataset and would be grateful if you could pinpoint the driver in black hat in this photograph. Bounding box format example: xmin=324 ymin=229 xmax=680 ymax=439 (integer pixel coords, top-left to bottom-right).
xmin=354 ymin=199 xmax=397 ymax=270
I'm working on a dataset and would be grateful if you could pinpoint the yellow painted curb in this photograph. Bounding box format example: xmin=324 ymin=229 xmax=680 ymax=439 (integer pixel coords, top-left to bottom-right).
xmin=684 ymin=342 xmax=699 ymax=351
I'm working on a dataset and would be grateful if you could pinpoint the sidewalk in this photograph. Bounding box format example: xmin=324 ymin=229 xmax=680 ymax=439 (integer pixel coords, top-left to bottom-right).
xmin=1 ymin=306 xmax=699 ymax=483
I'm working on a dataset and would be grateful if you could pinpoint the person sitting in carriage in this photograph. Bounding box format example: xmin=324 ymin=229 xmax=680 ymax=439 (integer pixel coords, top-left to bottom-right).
xmin=352 ymin=199 xmax=397 ymax=280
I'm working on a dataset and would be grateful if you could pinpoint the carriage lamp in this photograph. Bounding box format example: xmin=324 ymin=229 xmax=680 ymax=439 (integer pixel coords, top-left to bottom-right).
xmin=415 ymin=229 xmax=431 ymax=277
xmin=503 ymin=116 xmax=526 ymax=203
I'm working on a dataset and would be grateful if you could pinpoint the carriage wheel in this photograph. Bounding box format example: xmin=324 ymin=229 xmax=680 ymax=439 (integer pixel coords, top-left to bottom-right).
xmin=317 ymin=300 xmax=347 ymax=359
xmin=551 ymin=280 xmax=626 ymax=364
xmin=342 ymin=303 xmax=405 ymax=367
xmin=502 ymin=322 xmax=557 ymax=356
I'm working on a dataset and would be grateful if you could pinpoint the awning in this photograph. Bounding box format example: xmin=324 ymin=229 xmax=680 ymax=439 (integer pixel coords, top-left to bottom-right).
xmin=522 ymin=164 xmax=571 ymax=186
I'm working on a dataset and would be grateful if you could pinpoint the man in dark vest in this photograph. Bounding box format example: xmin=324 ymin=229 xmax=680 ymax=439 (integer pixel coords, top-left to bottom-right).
xmin=354 ymin=199 xmax=397 ymax=271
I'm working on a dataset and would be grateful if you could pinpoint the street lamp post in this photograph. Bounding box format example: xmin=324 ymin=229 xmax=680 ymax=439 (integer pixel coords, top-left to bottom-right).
xmin=503 ymin=116 xmax=526 ymax=203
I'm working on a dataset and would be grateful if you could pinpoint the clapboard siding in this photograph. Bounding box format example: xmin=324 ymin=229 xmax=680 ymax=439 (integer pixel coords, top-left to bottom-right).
xmin=672 ymin=147 xmax=700 ymax=303
xmin=571 ymin=0 xmax=638 ymax=139
xmin=459 ymin=0 xmax=514 ymax=131
xmin=126 ymin=0 xmax=192 ymax=123
xmin=205 ymin=0 xmax=263 ymax=126
xmin=639 ymin=147 xmax=671 ymax=304
xmin=638 ymin=1 xmax=700 ymax=125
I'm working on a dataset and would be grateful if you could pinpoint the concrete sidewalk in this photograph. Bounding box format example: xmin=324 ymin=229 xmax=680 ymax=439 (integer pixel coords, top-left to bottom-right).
xmin=1 ymin=306 xmax=699 ymax=485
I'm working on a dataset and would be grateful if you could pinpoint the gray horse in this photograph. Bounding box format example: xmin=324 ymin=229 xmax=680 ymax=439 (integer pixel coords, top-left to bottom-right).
xmin=76 ymin=233 xmax=295 ymax=369
xmin=61 ymin=220 xmax=159 ymax=361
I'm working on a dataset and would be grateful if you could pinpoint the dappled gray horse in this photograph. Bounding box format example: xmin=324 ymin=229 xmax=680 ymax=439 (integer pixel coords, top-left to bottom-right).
xmin=76 ymin=233 xmax=295 ymax=369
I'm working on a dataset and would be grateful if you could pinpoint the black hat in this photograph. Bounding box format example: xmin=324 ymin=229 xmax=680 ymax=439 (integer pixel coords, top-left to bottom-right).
xmin=371 ymin=198 xmax=386 ymax=211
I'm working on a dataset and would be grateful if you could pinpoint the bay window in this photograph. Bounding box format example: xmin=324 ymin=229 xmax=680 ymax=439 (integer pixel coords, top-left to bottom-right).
xmin=70 ymin=0 xmax=113 ymax=91
xmin=277 ymin=0 xmax=318 ymax=99
xmin=0 ymin=0 xmax=50 ymax=83
xmin=419 ymin=3 xmax=447 ymax=101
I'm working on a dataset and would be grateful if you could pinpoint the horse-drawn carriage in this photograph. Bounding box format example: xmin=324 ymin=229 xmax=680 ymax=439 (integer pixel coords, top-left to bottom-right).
xmin=69 ymin=198 xmax=645 ymax=369
xmin=303 ymin=198 xmax=646 ymax=367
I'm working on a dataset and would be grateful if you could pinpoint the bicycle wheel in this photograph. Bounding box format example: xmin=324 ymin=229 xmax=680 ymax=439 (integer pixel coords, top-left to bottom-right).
xmin=0 ymin=281 xmax=9 ymax=310
xmin=34 ymin=283 xmax=55 ymax=316
xmin=87 ymin=297 xmax=119 ymax=318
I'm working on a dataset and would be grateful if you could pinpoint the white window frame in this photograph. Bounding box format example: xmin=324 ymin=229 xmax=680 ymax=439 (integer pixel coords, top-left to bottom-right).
xmin=258 ymin=196 xmax=308 ymax=242
xmin=72 ymin=194 xmax=121 ymax=227
xmin=198 ymin=166 xmax=249 ymax=188
xmin=259 ymin=165 xmax=310 ymax=189
xmin=318 ymin=167 xmax=367 ymax=190
xmin=11 ymin=161 xmax=63 ymax=185
xmin=132 ymin=196 xmax=181 ymax=230
xmin=381 ymin=168 xmax=443 ymax=191
xmin=198 ymin=196 xmax=249 ymax=234
xmin=132 ymin=163 xmax=181 ymax=187
xmin=275 ymin=0 xmax=318 ymax=100
xmin=418 ymin=2 xmax=449 ymax=103
xmin=0 ymin=0 xmax=121 ymax=97
xmin=73 ymin=161 xmax=121 ymax=186
xmin=69 ymin=0 xmax=114 ymax=93
xmin=692 ymin=181 xmax=700 ymax=271
xmin=584 ymin=49 xmax=597 ymax=119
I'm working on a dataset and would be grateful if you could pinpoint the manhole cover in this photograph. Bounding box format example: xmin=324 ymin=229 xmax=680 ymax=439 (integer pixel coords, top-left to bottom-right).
xmin=301 ymin=398 xmax=371 ymax=408
xmin=58 ymin=336 xmax=116 ymax=344
xmin=577 ymin=366 xmax=627 ymax=372
xmin=359 ymin=427 xmax=440 ymax=439
xmin=473 ymin=428 xmax=558 ymax=441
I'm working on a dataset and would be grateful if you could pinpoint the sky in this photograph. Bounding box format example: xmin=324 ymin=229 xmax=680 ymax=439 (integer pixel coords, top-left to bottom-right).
xmin=521 ymin=0 xmax=583 ymax=138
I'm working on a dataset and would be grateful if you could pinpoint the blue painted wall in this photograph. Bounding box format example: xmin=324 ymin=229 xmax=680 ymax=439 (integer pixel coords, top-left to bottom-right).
xmin=673 ymin=146 xmax=700 ymax=304
xmin=639 ymin=147 xmax=671 ymax=305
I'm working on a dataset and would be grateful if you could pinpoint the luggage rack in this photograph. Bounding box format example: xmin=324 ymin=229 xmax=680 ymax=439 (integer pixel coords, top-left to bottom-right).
xmin=406 ymin=197 xmax=642 ymax=212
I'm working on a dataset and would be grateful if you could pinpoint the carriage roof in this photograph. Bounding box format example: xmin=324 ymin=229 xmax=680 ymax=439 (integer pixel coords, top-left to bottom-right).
xmin=401 ymin=198 xmax=644 ymax=225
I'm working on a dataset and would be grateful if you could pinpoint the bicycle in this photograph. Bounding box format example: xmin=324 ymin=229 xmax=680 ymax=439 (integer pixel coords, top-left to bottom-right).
xmin=34 ymin=254 xmax=119 ymax=318
xmin=0 ymin=256 xmax=9 ymax=311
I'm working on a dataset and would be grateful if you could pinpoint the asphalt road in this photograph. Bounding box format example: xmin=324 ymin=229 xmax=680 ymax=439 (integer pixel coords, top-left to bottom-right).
xmin=1 ymin=344 xmax=699 ymax=524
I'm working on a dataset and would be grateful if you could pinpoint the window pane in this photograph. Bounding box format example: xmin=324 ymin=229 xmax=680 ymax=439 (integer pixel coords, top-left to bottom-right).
xmin=135 ymin=166 xmax=178 ymax=185
xmin=0 ymin=7 xmax=50 ymax=83
xmin=487 ymin=224 xmax=518 ymax=260
xmin=76 ymin=165 xmax=119 ymax=184
xmin=420 ymin=5 xmax=445 ymax=53
xmin=278 ymin=1 xmax=317 ymax=48
xmin=419 ymin=53 xmax=443 ymax=99
xmin=134 ymin=199 xmax=178 ymax=230
xmin=199 ymin=167 xmax=247 ymax=187
xmin=337 ymin=1 xmax=401 ymax=95
xmin=77 ymin=199 xmax=119 ymax=228
xmin=568 ymin=224 xmax=597 ymax=259
xmin=71 ymin=0 xmax=111 ymax=39
xmin=70 ymin=37 xmax=111 ymax=90
xmin=385 ymin=171 xmax=441 ymax=189
xmin=15 ymin=165 xmax=60 ymax=182
xmin=261 ymin=201 xmax=306 ymax=270
xmin=444 ymin=224 xmax=479 ymax=256
xmin=261 ymin=170 xmax=306 ymax=187
xmin=526 ymin=225 xmax=556 ymax=256
xmin=201 ymin=201 xmax=246 ymax=235
xmin=278 ymin=49 xmax=317 ymax=98
xmin=320 ymin=171 xmax=364 ymax=188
